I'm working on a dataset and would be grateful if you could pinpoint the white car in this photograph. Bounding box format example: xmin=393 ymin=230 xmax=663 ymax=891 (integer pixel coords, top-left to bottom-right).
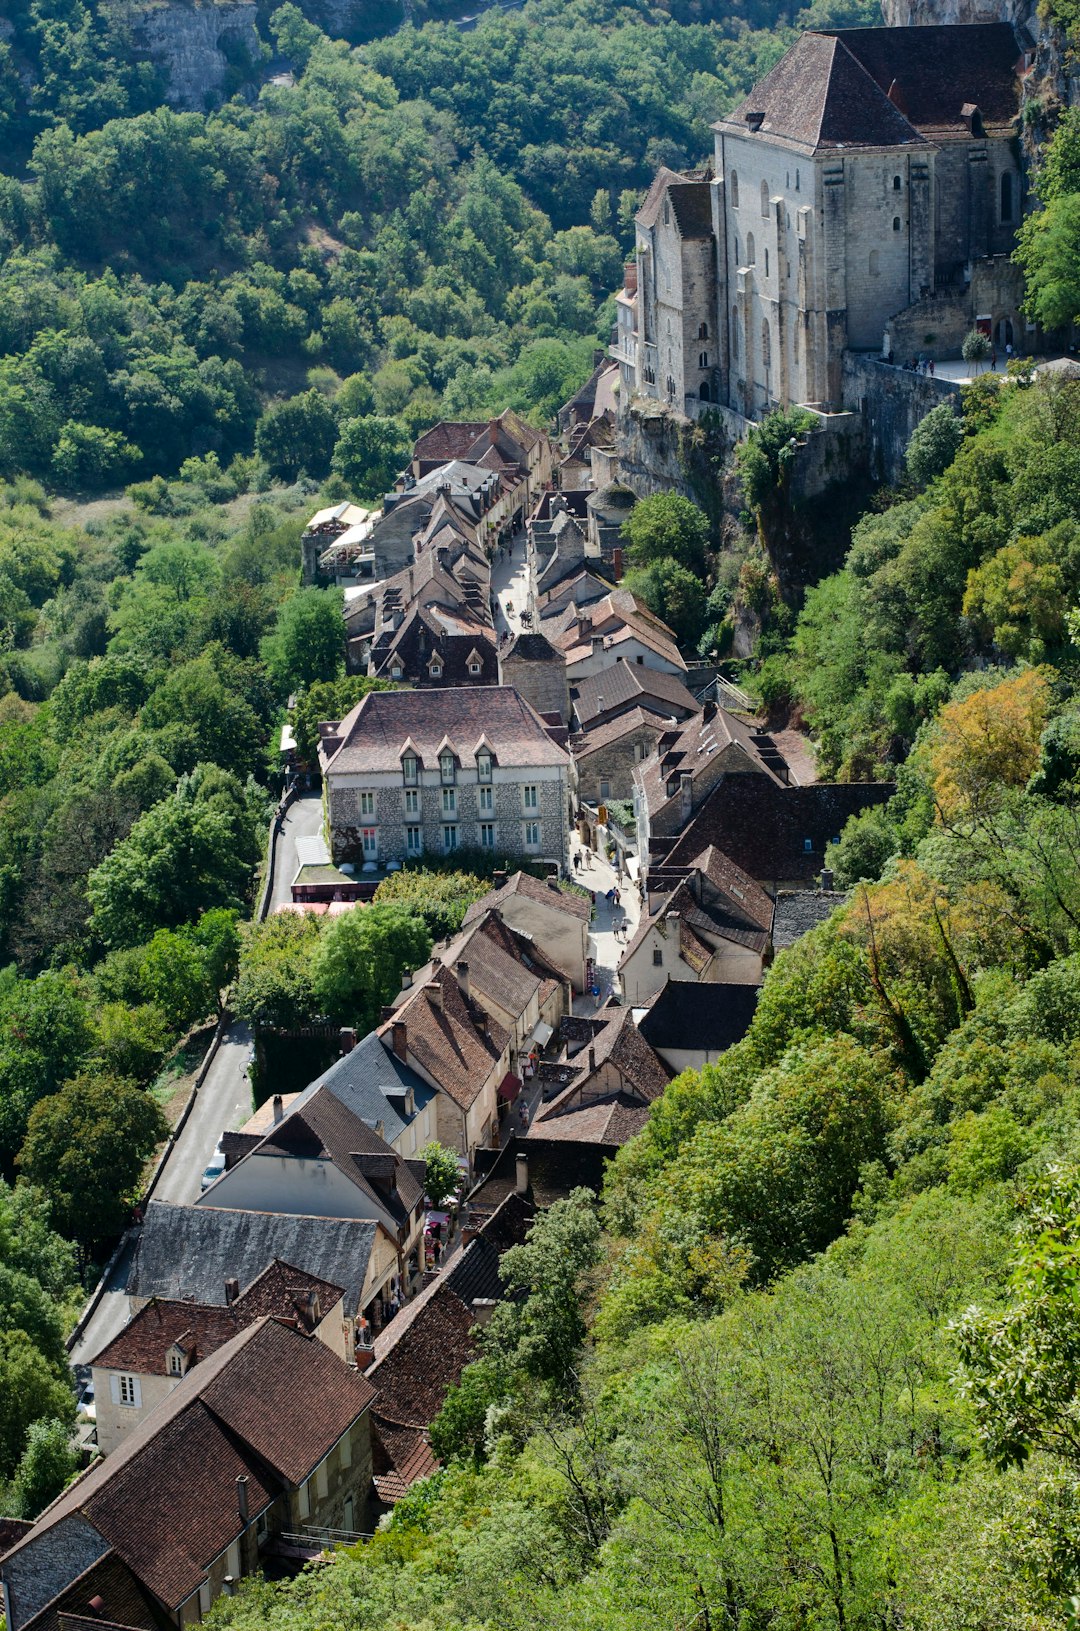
xmin=200 ymin=1147 xmax=226 ymax=1192
xmin=77 ymin=1379 xmax=96 ymax=1423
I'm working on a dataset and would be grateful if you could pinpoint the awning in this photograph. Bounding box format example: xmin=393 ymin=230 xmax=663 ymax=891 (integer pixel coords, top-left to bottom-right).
xmin=529 ymin=1021 xmax=554 ymax=1050
xmin=498 ymin=1072 xmax=522 ymax=1103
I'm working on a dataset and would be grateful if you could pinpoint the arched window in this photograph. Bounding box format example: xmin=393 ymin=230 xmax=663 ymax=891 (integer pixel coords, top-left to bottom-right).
xmin=1000 ymin=171 xmax=1015 ymax=223
xmin=893 ymin=174 xmax=902 ymax=191
xmin=699 ymin=351 xmax=709 ymax=368
xmin=698 ymin=322 xmax=709 ymax=339
xmin=761 ymin=320 xmax=772 ymax=368
xmin=731 ymin=305 xmax=739 ymax=359
xmin=746 ymin=231 xmax=756 ymax=265
xmin=729 ymin=170 xmax=739 ymax=207
xmin=892 ymin=216 xmax=901 ymax=232
xmin=869 ymin=249 xmax=880 ymax=275
xmin=761 ymin=180 xmax=770 ymax=218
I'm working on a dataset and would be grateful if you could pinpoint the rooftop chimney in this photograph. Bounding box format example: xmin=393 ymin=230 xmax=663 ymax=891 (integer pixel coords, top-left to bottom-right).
xmin=456 ymin=960 xmax=471 ymax=1000
xmin=702 ymin=699 xmax=717 ymax=722
xmin=88 ymin=1598 xmax=106 ymax=1617
xmin=272 ymin=1094 xmax=284 ymax=1125
xmin=429 ymin=980 xmax=443 ymax=1012
xmin=402 ymin=969 xmax=412 ymax=988
xmin=225 ymin=1277 xmax=240 ymax=1304
xmin=392 ymin=1020 xmax=408 ymax=1061
xmin=236 ymin=1474 xmax=249 ymax=1525
xmin=516 ymin=1151 xmax=530 ymax=1196
xmin=493 ymin=869 xmax=508 ymax=889
xmin=339 ymin=1027 xmax=357 ymax=1052
xmin=375 ymin=1118 xmax=385 ymax=1141
xmin=820 ymin=866 xmax=834 ymax=891
xmin=588 ymin=1045 xmax=596 ymax=1073
xmin=623 ymin=259 xmax=638 ymax=295
xmin=380 ymin=1006 xmax=395 ymax=1024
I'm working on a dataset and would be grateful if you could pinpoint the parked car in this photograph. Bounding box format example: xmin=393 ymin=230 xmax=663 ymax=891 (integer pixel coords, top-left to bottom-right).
xmin=77 ymin=1378 xmax=95 ymax=1423
xmin=200 ymin=1146 xmax=226 ymax=1192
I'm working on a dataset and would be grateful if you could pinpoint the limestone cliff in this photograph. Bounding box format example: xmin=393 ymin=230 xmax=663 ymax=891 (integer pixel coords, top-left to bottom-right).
xmin=881 ymin=0 xmax=1034 ymax=25
xmin=117 ymin=1 xmax=260 ymax=107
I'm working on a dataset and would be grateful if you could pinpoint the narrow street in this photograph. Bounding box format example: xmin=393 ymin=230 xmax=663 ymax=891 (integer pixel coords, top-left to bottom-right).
xmin=268 ymin=790 xmax=325 ymax=912
xmin=490 ymin=530 xmax=531 ymax=642
xmin=570 ymin=833 xmax=642 ymax=1013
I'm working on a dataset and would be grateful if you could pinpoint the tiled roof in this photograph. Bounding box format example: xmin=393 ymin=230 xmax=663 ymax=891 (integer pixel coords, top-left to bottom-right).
xmin=367 ymin=1284 xmax=478 ymax=1430
xmin=530 ymin=1007 xmax=670 ymax=1147
xmin=637 ymin=166 xmax=714 ymax=237
xmin=380 ymin=963 xmax=508 ymax=1111
xmin=505 ymin=630 xmax=562 ymax=662
xmin=571 ymin=706 xmax=669 ymax=762
xmin=638 ymin=980 xmax=759 ymax=1053
xmin=721 ymin=32 xmax=927 ymax=152
xmin=547 ymin=590 xmax=686 ymax=672
xmin=823 ymin=23 xmax=1021 ymax=137
xmin=462 ymin=869 xmax=591 ymax=926
xmin=771 ymin=889 xmax=849 ymax=949
xmin=371 ymin=1423 xmax=438 ymax=1504
xmin=297 ymin=1031 xmax=434 ymax=1148
xmin=7 ymin=1321 xmax=374 ymax=1623
xmin=637 ymin=705 xmax=792 ymax=820
xmin=572 ymin=659 xmax=700 ymax=729
xmin=467 ymin=1135 xmax=610 ymax=1209
xmin=323 ymin=687 xmax=569 ymax=776
xmin=21 ymin=1552 xmax=166 ymax=1631
xmin=247 ymin=1084 xmax=423 ymax=1225
xmin=129 ymin=1201 xmax=377 ymax=1315
xmin=412 ymin=422 xmax=488 ymax=464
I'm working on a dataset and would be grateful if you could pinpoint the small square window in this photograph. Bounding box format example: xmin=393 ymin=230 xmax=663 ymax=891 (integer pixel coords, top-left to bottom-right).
xmin=804 ymin=838 xmax=813 ymax=852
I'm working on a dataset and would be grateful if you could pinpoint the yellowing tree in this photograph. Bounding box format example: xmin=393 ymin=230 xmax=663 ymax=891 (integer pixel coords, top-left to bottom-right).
xmin=962 ymin=537 xmax=1066 ymax=660
xmin=928 ymin=670 xmax=1050 ymax=824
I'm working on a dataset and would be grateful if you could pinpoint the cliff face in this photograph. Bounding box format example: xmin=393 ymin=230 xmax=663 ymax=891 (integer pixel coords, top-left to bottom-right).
xmin=122 ymin=2 xmax=260 ymax=107
xmin=880 ymin=0 xmax=1034 ymax=24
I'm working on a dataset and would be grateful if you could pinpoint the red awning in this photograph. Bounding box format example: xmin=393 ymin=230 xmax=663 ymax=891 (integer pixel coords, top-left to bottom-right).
xmin=498 ymin=1072 xmax=522 ymax=1103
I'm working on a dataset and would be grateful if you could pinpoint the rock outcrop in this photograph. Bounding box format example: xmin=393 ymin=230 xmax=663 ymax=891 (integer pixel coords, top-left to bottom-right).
xmin=122 ymin=2 xmax=260 ymax=108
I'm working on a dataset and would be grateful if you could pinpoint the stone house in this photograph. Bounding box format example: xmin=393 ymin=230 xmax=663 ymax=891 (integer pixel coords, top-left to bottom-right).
xmin=498 ymin=630 xmax=571 ymax=726
xmin=526 ymin=1006 xmax=671 ymax=1153
xmin=622 ymin=24 xmax=1025 ymax=422
xmin=319 ymin=687 xmax=571 ymax=872
xmin=0 ymin=1319 xmax=376 ymax=1631
xmin=378 ymin=962 xmax=511 ymax=1168
xmin=543 ymin=588 xmax=687 ymax=682
xmin=570 ymin=659 xmax=701 ymax=802
xmin=344 ymin=543 xmax=497 ymax=687
xmin=409 ymin=410 xmax=552 ymax=524
xmin=288 ymin=1030 xmax=439 ymax=1162
xmin=461 ymin=868 xmax=592 ymax=992
xmin=619 ymin=845 xmax=774 ymax=1004
xmin=88 ymin=1260 xmax=348 ymax=1457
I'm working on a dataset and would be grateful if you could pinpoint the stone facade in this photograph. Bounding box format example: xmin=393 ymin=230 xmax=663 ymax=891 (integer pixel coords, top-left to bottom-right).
xmin=574 ymin=718 xmax=666 ymax=804
xmin=499 ymin=633 xmax=572 ymax=725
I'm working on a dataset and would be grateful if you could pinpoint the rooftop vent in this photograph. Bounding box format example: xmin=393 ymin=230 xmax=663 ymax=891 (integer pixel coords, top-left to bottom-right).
xmin=745 ymin=110 xmax=765 ymax=131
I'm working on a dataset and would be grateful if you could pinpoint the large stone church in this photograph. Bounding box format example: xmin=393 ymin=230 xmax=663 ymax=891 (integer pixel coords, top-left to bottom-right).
xmin=613 ymin=23 xmax=1028 ymax=424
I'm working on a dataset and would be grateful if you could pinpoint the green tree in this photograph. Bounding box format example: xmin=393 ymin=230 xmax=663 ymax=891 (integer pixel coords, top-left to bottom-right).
xmin=331 ymin=416 xmax=409 ymax=498
xmin=0 ymin=1331 xmax=74 ymax=1482
xmin=423 ymin=1141 xmax=461 ymax=1208
xmin=254 ymin=390 xmax=338 ymax=481
xmin=19 ymin=1071 xmax=167 ymax=1250
xmin=619 ymin=491 xmax=709 ymax=574
xmin=372 ymin=867 xmax=489 ymax=940
xmin=233 ymin=912 xmax=322 ymax=1030
xmin=482 ymin=1188 xmax=601 ymax=1392
xmin=962 ymin=329 xmax=992 ymax=372
xmin=261 ymin=589 xmax=343 ymax=692
xmin=906 ymin=403 xmax=963 ymax=488
xmin=10 ymin=1416 xmax=78 ymax=1518
xmin=310 ymin=904 xmax=432 ymax=1029
xmin=291 ymin=675 xmax=396 ymax=765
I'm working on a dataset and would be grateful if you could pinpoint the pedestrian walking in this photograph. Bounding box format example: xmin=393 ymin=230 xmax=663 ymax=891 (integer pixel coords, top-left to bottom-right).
xmin=928 ymin=359 xmax=934 ymax=377
xmin=990 ymin=348 xmax=997 ymax=371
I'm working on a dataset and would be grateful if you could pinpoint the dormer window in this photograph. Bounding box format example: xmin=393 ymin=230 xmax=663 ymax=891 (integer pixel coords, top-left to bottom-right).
xmin=391 ymin=664 xmax=403 ymax=680
xmin=429 ymin=658 xmax=443 ymax=679
xmin=466 ymin=648 xmax=484 ymax=677
xmin=477 ymin=752 xmax=492 ymax=783
xmin=440 ymin=752 xmax=456 ymax=784
xmin=402 ymin=753 xmax=418 ymax=785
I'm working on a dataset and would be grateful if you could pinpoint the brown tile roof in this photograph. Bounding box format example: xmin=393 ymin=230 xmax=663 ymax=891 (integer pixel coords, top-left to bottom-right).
xmin=572 ymin=659 xmax=700 ymax=729
xmin=381 ymin=963 xmax=508 ymax=1110
xmin=638 ymin=704 xmax=793 ymax=820
xmin=530 ymin=1007 xmax=670 ymax=1147
xmin=572 ymin=706 xmax=669 ymax=761
xmin=323 ymin=687 xmax=569 ymax=776
xmin=249 ymin=1083 xmax=423 ymax=1225
xmin=661 ymin=776 xmax=893 ymax=884
xmin=823 ymin=23 xmax=1021 ymax=138
xmin=413 ymin=422 xmax=488 ymax=465
xmin=463 ymin=869 xmax=591 ymax=926
xmin=367 ymin=1284 xmax=478 ymax=1430
xmin=30 ymin=1552 xmax=171 ymax=1631
xmin=371 ymin=1423 xmax=439 ymax=1504
xmin=721 ymin=32 xmax=927 ymax=152
xmin=548 ymin=591 xmax=686 ymax=672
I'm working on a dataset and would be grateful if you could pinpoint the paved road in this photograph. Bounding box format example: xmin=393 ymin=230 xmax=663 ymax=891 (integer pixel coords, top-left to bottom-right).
xmin=490 ymin=531 xmax=530 ymax=641
xmin=268 ymin=791 xmax=325 ymax=912
xmin=570 ymin=834 xmax=641 ymax=1014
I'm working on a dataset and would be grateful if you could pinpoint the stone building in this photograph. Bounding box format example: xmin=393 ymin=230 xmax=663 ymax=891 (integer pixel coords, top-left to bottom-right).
xmin=499 ymin=630 xmax=571 ymax=725
xmin=319 ymin=687 xmax=571 ymax=871
xmin=621 ymin=24 xmax=1026 ymax=423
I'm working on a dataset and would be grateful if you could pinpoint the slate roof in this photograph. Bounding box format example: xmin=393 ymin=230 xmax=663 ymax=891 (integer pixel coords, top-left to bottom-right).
xmin=771 ymin=889 xmax=849 ymax=950
xmin=572 ymin=659 xmax=701 ymax=729
xmin=721 ymin=32 xmax=928 ymax=152
xmin=823 ymin=23 xmax=1021 ymax=138
xmin=660 ymin=776 xmax=893 ymax=885
xmin=637 ymin=166 xmax=715 ymax=237
xmin=571 ymin=706 xmax=669 ymax=762
xmin=129 ymin=1202 xmax=377 ymax=1315
xmin=637 ymin=979 xmax=760 ymax=1054
xmin=19 ymin=1553 xmax=168 ymax=1631
xmin=323 ymin=687 xmax=569 ymax=775
xmin=380 ymin=963 xmax=508 ymax=1111
xmin=297 ymin=1031 xmax=434 ymax=1148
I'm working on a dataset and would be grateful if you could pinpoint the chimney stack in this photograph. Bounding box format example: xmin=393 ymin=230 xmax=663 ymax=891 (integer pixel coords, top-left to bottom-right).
xmin=272 ymin=1094 xmax=284 ymax=1125
xmin=456 ymin=960 xmax=470 ymax=1000
xmin=225 ymin=1277 xmax=240 ymax=1304
xmin=820 ymin=866 xmax=834 ymax=891
xmin=493 ymin=869 xmax=508 ymax=889
xmin=392 ymin=1020 xmax=408 ymax=1061
xmin=429 ymin=980 xmax=443 ymax=1012
xmin=516 ymin=1152 xmax=529 ymax=1196
xmin=339 ymin=1027 xmax=357 ymax=1052
xmin=236 ymin=1474 xmax=249 ymax=1525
